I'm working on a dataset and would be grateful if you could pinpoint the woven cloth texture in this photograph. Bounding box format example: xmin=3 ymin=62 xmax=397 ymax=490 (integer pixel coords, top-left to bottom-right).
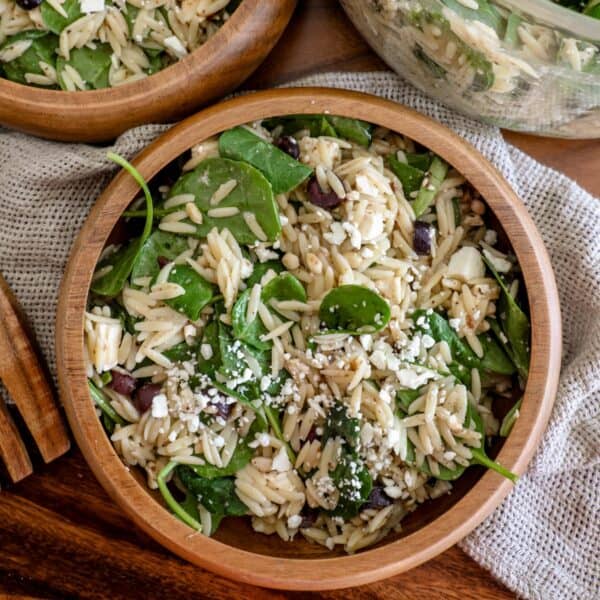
xmin=0 ymin=72 xmax=598 ymax=599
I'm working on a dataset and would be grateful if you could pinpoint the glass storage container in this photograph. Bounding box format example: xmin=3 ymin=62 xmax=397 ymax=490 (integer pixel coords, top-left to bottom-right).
xmin=341 ymin=0 xmax=600 ymax=137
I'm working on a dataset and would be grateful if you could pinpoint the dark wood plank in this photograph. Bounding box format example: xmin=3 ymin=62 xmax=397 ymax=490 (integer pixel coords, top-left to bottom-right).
xmin=1 ymin=0 xmax=595 ymax=597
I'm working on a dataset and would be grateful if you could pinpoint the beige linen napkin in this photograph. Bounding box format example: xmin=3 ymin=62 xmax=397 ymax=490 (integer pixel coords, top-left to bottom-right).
xmin=0 ymin=72 xmax=598 ymax=600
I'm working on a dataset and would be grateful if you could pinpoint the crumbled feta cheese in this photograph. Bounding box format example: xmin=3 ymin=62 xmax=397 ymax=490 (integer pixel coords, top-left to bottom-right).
xmin=396 ymin=368 xmax=434 ymax=389
xmin=447 ymin=246 xmax=485 ymax=281
xmin=483 ymin=249 xmax=512 ymax=273
xmin=287 ymin=515 xmax=302 ymax=529
xmin=80 ymin=0 xmax=104 ymax=12
xmin=163 ymin=36 xmax=188 ymax=58
xmin=449 ymin=318 xmax=462 ymax=331
xmin=359 ymin=212 xmax=384 ymax=242
xmin=421 ymin=334 xmax=435 ymax=349
xmin=359 ymin=334 xmax=373 ymax=351
xmin=151 ymin=393 xmax=168 ymax=418
xmin=272 ymin=446 xmax=292 ymax=472
xmin=324 ymin=221 xmax=346 ymax=245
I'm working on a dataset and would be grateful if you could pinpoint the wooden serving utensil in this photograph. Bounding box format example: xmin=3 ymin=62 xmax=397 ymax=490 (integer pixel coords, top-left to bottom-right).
xmin=0 ymin=273 xmax=70 ymax=483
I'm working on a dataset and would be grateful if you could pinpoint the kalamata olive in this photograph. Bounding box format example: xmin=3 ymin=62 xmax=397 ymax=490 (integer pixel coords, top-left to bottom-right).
xmin=134 ymin=383 xmax=162 ymax=413
xmin=16 ymin=0 xmax=42 ymax=9
xmin=157 ymin=256 xmax=170 ymax=268
xmin=299 ymin=507 xmax=319 ymax=529
xmin=362 ymin=486 xmax=393 ymax=510
xmin=211 ymin=400 xmax=233 ymax=420
xmin=307 ymin=176 xmax=343 ymax=209
xmin=275 ymin=135 xmax=300 ymax=160
xmin=413 ymin=220 xmax=432 ymax=255
xmin=109 ymin=370 xmax=137 ymax=396
xmin=305 ymin=425 xmax=318 ymax=443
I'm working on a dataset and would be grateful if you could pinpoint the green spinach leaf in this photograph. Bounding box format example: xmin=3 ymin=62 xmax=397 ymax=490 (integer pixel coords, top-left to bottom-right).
xmin=1 ymin=31 xmax=58 ymax=86
xmin=218 ymin=127 xmax=312 ymax=195
xmin=319 ymin=285 xmax=391 ymax=334
xmin=41 ymin=0 xmax=83 ymax=34
xmin=323 ymin=402 xmax=360 ymax=450
xmin=329 ymin=451 xmax=372 ymax=519
xmin=130 ymin=230 xmax=189 ymax=282
xmin=167 ymin=157 xmax=281 ymax=244
xmin=164 ymin=264 xmax=214 ymax=321
xmin=326 ymin=116 xmax=373 ymax=147
xmin=91 ymin=153 xmax=154 ymax=297
xmin=483 ymin=256 xmax=530 ymax=379
xmin=387 ymin=153 xmax=425 ymax=198
xmin=246 ymin=259 xmax=284 ymax=287
xmin=57 ymin=43 xmax=112 ymax=90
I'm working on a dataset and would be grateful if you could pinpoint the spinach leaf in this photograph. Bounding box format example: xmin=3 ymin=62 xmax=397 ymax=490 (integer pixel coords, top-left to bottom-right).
xmin=499 ymin=398 xmax=522 ymax=437
xmin=413 ymin=45 xmax=447 ymax=79
xmin=89 ymin=380 xmax=126 ymax=426
xmin=504 ymin=13 xmax=523 ymax=49
xmin=483 ymin=256 xmax=530 ymax=379
xmin=130 ymin=230 xmax=189 ymax=282
xmin=479 ymin=331 xmax=515 ymax=375
xmin=387 ymin=153 xmax=425 ymax=198
xmin=263 ymin=115 xmax=337 ymax=138
xmin=157 ymin=461 xmax=202 ymax=531
xmin=163 ymin=341 xmax=197 ymax=363
xmin=323 ymin=402 xmax=360 ymax=450
xmin=440 ymin=0 xmax=505 ymax=36
xmin=41 ymin=0 xmax=83 ymax=34
xmin=218 ymin=127 xmax=312 ymax=195
xmin=231 ymin=288 xmax=271 ymax=351
xmin=1 ymin=31 xmax=58 ymax=86
xmin=91 ymin=153 xmax=154 ymax=297
xmin=326 ymin=116 xmax=373 ymax=147
xmin=57 ymin=43 xmax=112 ymax=90
xmin=406 ymin=152 xmax=432 ymax=171
xmin=246 ymin=259 xmax=284 ymax=287
xmin=329 ymin=451 xmax=372 ymax=519
xmin=164 ymin=264 xmax=214 ymax=321
xmin=319 ymin=285 xmax=391 ymax=334
xmin=177 ymin=467 xmax=247 ymax=534
xmin=232 ymin=272 xmax=306 ymax=351
xmin=263 ymin=115 xmax=373 ymax=147
xmin=167 ymin=157 xmax=281 ymax=244
xmin=412 ymin=309 xmax=481 ymax=370
xmin=412 ymin=155 xmax=449 ymax=217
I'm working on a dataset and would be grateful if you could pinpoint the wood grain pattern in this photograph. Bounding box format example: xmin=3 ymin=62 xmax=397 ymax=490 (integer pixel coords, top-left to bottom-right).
xmin=0 ymin=1 xmax=594 ymax=597
xmin=0 ymin=274 xmax=70 ymax=470
xmin=0 ymin=0 xmax=297 ymax=142
xmin=55 ymin=88 xmax=561 ymax=590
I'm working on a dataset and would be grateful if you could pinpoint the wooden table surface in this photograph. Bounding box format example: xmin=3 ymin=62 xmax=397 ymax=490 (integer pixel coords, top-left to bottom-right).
xmin=1 ymin=2 xmax=598 ymax=599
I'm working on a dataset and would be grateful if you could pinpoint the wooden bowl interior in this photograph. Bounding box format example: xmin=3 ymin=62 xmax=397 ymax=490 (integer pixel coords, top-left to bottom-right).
xmin=0 ymin=0 xmax=296 ymax=142
xmin=57 ymin=88 xmax=561 ymax=589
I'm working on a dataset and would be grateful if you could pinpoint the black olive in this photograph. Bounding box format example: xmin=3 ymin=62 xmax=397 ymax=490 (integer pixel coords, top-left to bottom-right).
xmin=413 ymin=220 xmax=432 ymax=255
xmin=275 ymin=135 xmax=300 ymax=160
xmin=134 ymin=383 xmax=162 ymax=413
xmin=307 ymin=176 xmax=343 ymax=210
xmin=362 ymin=486 xmax=393 ymax=510
xmin=157 ymin=256 xmax=170 ymax=268
xmin=109 ymin=370 xmax=137 ymax=396
xmin=16 ymin=0 xmax=42 ymax=9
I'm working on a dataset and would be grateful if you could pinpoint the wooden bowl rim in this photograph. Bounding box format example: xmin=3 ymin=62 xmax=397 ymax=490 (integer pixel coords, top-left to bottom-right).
xmin=0 ymin=0 xmax=295 ymax=141
xmin=56 ymin=88 xmax=562 ymax=591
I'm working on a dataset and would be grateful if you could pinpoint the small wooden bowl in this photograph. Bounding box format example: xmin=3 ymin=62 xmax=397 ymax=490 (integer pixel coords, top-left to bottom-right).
xmin=56 ymin=88 xmax=561 ymax=590
xmin=0 ymin=0 xmax=296 ymax=142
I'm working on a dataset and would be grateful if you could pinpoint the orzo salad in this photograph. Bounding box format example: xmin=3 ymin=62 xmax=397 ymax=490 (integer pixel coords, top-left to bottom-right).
xmin=0 ymin=0 xmax=236 ymax=89
xmin=85 ymin=114 xmax=530 ymax=553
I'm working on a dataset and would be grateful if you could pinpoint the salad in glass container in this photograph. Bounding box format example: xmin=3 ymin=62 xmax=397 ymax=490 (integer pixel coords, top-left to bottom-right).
xmin=341 ymin=0 xmax=600 ymax=137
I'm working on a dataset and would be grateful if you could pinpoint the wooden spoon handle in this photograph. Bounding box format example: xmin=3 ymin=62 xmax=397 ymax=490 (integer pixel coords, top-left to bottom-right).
xmin=0 ymin=274 xmax=70 ymax=464
xmin=0 ymin=399 xmax=32 ymax=482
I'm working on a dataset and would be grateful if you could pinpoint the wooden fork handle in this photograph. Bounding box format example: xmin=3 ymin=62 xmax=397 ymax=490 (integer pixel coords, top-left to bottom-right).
xmin=0 ymin=399 xmax=32 ymax=482
xmin=0 ymin=274 xmax=70 ymax=464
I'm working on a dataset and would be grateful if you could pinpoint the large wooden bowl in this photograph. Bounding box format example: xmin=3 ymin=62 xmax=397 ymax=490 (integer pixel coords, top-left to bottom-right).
xmin=0 ymin=0 xmax=296 ymax=142
xmin=56 ymin=88 xmax=562 ymax=590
